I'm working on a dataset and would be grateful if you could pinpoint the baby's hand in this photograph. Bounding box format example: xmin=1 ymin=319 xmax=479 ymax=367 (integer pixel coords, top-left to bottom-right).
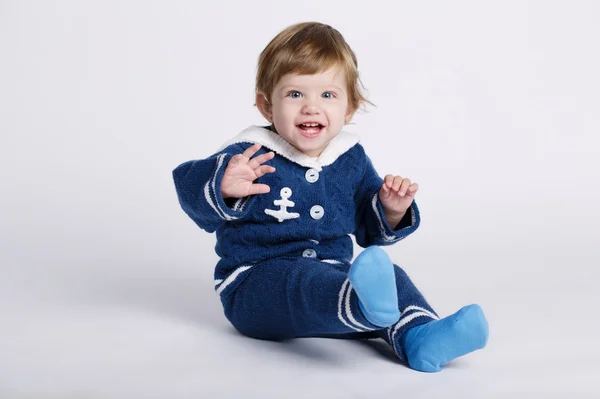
xmin=221 ymin=143 xmax=276 ymax=199
xmin=379 ymin=175 xmax=419 ymax=215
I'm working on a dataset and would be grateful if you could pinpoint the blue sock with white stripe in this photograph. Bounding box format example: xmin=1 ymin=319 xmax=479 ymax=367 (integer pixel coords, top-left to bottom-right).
xmin=349 ymin=246 xmax=400 ymax=327
xmin=402 ymin=304 xmax=489 ymax=372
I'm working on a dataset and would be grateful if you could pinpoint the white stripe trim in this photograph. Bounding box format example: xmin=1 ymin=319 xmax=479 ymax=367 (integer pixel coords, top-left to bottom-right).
xmin=215 ymin=265 xmax=252 ymax=295
xmin=214 ymin=279 xmax=223 ymax=287
xmin=321 ymin=259 xmax=343 ymax=264
xmin=401 ymin=305 xmax=439 ymax=321
xmin=371 ymin=193 xmax=400 ymax=242
xmin=204 ymin=180 xmax=224 ymax=219
xmin=388 ymin=305 xmax=438 ymax=343
xmin=239 ymin=196 xmax=250 ymax=212
xmin=390 ymin=311 xmax=435 ymax=343
xmin=233 ymin=196 xmax=250 ymax=212
xmin=232 ymin=195 xmax=251 ymax=212
xmin=337 ymin=280 xmax=364 ymax=332
xmin=344 ymin=284 xmax=372 ymax=331
xmin=387 ymin=323 xmax=402 ymax=359
xmin=233 ymin=198 xmax=243 ymax=211
xmin=211 ymin=154 xmax=237 ymax=221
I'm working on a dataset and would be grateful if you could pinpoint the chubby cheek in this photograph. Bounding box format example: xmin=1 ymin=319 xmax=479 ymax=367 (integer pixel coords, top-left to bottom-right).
xmin=273 ymin=104 xmax=298 ymax=125
xmin=325 ymin=107 xmax=347 ymax=129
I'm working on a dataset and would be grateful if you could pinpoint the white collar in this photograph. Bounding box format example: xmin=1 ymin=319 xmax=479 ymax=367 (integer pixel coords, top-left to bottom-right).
xmin=219 ymin=125 xmax=360 ymax=171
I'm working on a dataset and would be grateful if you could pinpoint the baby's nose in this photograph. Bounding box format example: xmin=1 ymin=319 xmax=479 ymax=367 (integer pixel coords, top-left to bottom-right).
xmin=301 ymin=103 xmax=321 ymax=115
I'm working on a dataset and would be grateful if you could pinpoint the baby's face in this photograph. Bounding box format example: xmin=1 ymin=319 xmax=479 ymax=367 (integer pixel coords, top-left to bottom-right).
xmin=269 ymin=66 xmax=351 ymax=157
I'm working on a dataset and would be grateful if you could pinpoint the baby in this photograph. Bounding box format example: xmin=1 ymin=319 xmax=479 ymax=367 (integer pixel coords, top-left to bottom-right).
xmin=173 ymin=22 xmax=488 ymax=372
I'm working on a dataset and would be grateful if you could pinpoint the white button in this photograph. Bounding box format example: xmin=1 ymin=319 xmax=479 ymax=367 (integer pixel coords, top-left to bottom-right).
xmin=310 ymin=205 xmax=324 ymax=220
xmin=302 ymin=249 xmax=317 ymax=258
xmin=305 ymin=169 xmax=319 ymax=183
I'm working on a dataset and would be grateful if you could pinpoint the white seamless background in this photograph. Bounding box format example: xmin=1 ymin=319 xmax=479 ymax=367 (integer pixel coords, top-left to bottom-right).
xmin=1 ymin=1 xmax=598 ymax=398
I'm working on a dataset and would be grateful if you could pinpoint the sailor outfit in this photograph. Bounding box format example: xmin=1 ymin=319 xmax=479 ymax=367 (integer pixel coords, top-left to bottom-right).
xmin=173 ymin=125 xmax=438 ymax=358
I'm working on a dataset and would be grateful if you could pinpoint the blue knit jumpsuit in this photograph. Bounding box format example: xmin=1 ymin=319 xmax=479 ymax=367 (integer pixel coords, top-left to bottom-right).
xmin=173 ymin=125 xmax=439 ymax=360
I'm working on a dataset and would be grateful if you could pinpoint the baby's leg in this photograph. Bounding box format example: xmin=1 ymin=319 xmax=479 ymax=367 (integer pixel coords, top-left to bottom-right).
xmin=221 ymin=255 xmax=390 ymax=340
xmin=372 ymin=263 xmax=439 ymax=356
xmin=374 ymin=263 xmax=489 ymax=372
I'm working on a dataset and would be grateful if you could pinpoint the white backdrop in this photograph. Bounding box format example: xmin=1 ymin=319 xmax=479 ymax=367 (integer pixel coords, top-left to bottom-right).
xmin=1 ymin=1 xmax=599 ymax=397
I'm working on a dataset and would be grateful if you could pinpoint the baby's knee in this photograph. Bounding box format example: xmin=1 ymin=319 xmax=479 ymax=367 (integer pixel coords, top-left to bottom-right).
xmin=392 ymin=263 xmax=411 ymax=280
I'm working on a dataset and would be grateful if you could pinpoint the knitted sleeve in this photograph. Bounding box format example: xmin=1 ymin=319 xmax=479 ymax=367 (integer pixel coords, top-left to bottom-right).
xmin=354 ymin=150 xmax=421 ymax=247
xmin=172 ymin=143 xmax=256 ymax=233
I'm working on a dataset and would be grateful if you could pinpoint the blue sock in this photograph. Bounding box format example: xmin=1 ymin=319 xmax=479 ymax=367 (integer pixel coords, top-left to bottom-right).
xmin=349 ymin=246 xmax=400 ymax=327
xmin=402 ymin=304 xmax=489 ymax=372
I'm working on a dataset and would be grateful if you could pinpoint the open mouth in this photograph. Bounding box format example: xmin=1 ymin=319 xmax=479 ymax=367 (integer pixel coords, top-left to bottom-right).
xmin=297 ymin=123 xmax=324 ymax=138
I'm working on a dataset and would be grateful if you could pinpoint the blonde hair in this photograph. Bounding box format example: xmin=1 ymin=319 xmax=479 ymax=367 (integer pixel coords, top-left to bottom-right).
xmin=256 ymin=22 xmax=372 ymax=115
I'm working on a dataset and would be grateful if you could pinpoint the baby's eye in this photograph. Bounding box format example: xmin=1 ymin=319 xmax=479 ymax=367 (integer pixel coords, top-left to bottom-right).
xmin=322 ymin=91 xmax=335 ymax=99
xmin=288 ymin=91 xmax=302 ymax=99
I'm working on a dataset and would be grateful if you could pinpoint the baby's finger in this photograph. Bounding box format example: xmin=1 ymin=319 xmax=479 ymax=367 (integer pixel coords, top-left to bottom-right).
xmin=399 ymin=178 xmax=412 ymax=196
xmin=392 ymin=176 xmax=404 ymax=192
xmin=254 ymin=165 xmax=276 ymax=178
xmin=407 ymin=182 xmax=419 ymax=195
xmin=248 ymin=151 xmax=275 ymax=169
xmin=241 ymin=143 xmax=262 ymax=160
xmin=248 ymin=183 xmax=271 ymax=195
xmin=228 ymin=154 xmax=244 ymax=167
xmin=384 ymin=174 xmax=394 ymax=188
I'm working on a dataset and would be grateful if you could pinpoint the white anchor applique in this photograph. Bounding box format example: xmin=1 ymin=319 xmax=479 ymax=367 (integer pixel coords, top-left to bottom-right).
xmin=264 ymin=187 xmax=300 ymax=222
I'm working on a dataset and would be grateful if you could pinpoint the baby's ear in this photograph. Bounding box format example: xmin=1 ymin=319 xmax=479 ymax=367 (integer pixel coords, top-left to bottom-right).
xmin=255 ymin=92 xmax=273 ymax=122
